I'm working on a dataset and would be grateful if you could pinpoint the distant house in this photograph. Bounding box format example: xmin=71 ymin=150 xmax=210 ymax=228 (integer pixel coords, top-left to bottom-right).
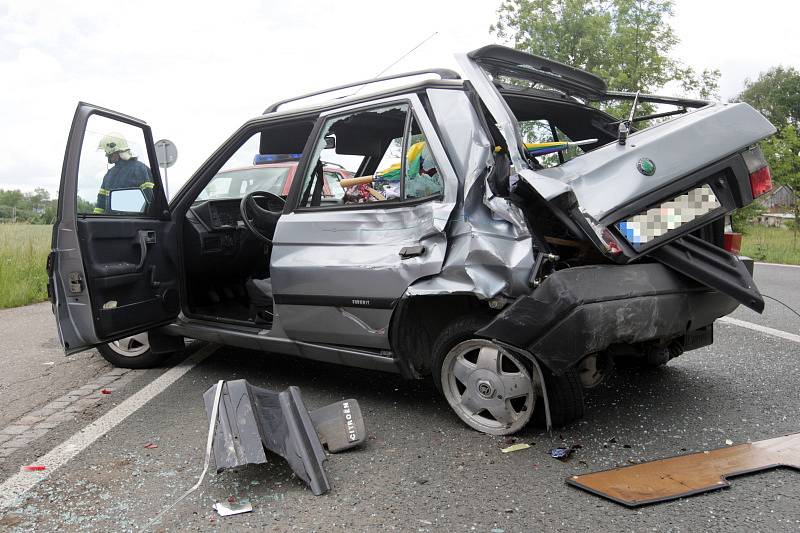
xmin=758 ymin=212 xmax=795 ymax=227
xmin=757 ymin=184 xmax=795 ymax=211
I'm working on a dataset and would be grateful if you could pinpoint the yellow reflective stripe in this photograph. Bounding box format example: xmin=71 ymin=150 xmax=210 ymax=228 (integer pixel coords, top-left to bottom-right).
xmin=92 ymin=207 xmax=104 ymax=213
xmin=98 ymin=188 xmax=109 ymax=196
xmin=139 ymin=182 xmax=155 ymax=190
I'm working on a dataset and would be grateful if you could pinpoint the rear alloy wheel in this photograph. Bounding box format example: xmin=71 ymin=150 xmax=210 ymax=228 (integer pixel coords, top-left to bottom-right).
xmin=96 ymin=332 xmax=167 ymax=369
xmin=439 ymin=339 xmax=537 ymax=435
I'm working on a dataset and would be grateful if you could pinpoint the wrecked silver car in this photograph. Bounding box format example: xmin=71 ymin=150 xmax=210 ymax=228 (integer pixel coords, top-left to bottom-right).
xmin=48 ymin=45 xmax=776 ymax=435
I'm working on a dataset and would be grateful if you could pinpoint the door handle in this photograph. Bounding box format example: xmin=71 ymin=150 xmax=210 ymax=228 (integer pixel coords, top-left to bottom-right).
xmin=134 ymin=230 xmax=156 ymax=272
xmin=399 ymin=245 xmax=425 ymax=259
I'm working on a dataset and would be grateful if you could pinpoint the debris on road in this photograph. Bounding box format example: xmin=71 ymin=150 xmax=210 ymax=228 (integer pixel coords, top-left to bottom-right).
xmin=213 ymin=500 xmax=253 ymax=517
xmin=726 ymin=439 xmax=734 ymax=446
xmin=21 ymin=465 xmax=46 ymax=471
xmin=144 ymin=443 xmax=158 ymax=449
xmin=203 ymin=379 xmax=366 ymax=496
xmin=501 ymin=443 xmax=531 ymax=453
xmin=146 ymin=380 xmax=225 ymax=530
xmin=548 ymin=447 xmax=577 ymax=461
xmin=100 ymin=389 xmax=112 ymax=395
xmin=568 ymin=432 xmax=800 ymax=507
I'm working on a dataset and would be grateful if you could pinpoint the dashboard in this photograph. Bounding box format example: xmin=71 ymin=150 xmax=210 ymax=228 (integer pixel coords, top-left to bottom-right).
xmin=191 ymin=199 xmax=244 ymax=230
xmin=208 ymin=201 xmax=242 ymax=229
xmin=184 ymin=199 xmax=267 ymax=277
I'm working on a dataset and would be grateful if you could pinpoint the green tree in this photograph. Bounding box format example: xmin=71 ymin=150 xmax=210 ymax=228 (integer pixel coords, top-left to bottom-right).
xmin=0 ymin=188 xmax=59 ymax=224
xmin=735 ymin=66 xmax=800 ymax=128
xmin=735 ymin=67 xmax=800 ymax=244
xmin=491 ymin=0 xmax=720 ymax=117
xmin=761 ymin=125 xmax=800 ymax=243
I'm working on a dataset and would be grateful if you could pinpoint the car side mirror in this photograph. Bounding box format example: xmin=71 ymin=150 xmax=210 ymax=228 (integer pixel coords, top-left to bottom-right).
xmin=324 ymin=136 xmax=336 ymax=150
xmin=109 ymin=188 xmax=147 ymax=214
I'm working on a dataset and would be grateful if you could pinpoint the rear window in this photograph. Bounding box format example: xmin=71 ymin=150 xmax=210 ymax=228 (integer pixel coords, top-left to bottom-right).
xmin=519 ymin=119 xmax=586 ymax=168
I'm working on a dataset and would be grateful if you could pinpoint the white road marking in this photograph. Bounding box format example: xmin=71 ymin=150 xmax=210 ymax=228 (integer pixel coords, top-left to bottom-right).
xmin=0 ymin=343 xmax=218 ymax=509
xmin=755 ymin=261 xmax=800 ymax=269
xmin=718 ymin=316 xmax=800 ymax=344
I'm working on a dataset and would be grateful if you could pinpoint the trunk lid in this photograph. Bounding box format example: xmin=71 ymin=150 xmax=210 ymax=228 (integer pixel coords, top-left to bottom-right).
xmin=467 ymin=44 xmax=608 ymax=100
xmin=533 ymin=102 xmax=776 ymax=223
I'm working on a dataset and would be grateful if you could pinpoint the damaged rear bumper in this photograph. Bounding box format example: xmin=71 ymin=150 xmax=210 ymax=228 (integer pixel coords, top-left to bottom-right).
xmin=476 ymin=263 xmax=740 ymax=374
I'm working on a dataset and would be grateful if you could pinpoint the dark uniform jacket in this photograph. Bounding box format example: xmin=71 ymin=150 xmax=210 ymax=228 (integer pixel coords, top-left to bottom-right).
xmin=94 ymin=158 xmax=154 ymax=213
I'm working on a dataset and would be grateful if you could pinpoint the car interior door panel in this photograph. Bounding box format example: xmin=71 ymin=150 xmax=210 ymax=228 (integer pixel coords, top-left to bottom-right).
xmin=50 ymin=103 xmax=179 ymax=352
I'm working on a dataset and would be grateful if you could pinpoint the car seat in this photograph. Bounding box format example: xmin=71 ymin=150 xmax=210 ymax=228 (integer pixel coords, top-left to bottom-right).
xmin=245 ymin=277 xmax=274 ymax=325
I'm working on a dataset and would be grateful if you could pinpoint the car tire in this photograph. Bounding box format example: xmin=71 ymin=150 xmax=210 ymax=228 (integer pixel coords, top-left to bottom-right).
xmin=433 ymin=315 xmax=537 ymax=435
xmin=538 ymin=365 xmax=585 ymax=428
xmin=96 ymin=332 xmax=173 ymax=369
xmin=432 ymin=315 xmax=492 ymax=394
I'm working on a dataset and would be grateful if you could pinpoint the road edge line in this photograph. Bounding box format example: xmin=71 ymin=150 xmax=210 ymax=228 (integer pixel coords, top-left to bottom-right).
xmin=718 ymin=316 xmax=800 ymax=344
xmin=755 ymin=262 xmax=800 ymax=269
xmin=0 ymin=343 xmax=218 ymax=510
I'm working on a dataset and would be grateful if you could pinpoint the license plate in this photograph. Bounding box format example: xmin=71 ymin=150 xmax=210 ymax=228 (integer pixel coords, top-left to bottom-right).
xmin=616 ymin=184 xmax=721 ymax=249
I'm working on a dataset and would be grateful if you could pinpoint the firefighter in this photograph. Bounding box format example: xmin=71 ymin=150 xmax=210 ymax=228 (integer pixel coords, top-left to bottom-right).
xmin=94 ymin=133 xmax=154 ymax=213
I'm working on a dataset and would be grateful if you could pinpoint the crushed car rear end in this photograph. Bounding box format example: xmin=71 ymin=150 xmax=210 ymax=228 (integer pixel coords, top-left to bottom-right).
xmin=449 ymin=45 xmax=776 ymax=415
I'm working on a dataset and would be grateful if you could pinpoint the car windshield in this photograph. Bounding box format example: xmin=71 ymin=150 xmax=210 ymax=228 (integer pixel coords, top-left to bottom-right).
xmin=196 ymin=166 xmax=292 ymax=201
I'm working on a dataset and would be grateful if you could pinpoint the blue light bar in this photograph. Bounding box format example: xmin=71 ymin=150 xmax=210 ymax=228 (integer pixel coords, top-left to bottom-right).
xmin=253 ymin=153 xmax=303 ymax=164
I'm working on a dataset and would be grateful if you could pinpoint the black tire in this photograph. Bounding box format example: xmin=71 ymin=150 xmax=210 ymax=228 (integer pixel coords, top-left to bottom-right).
xmin=538 ymin=366 xmax=585 ymax=428
xmin=431 ymin=314 xmax=493 ymax=394
xmin=96 ymin=333 xmax=175 ymax=369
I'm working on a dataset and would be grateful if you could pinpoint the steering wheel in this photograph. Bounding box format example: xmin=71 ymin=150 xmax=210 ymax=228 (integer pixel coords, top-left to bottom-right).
xmin=239 ymin=191 xmax=285 ymax=244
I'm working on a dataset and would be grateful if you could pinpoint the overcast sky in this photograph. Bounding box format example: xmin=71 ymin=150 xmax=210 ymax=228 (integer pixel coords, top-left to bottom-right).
xmin=1 ymin=0 xmax=797 ymax=196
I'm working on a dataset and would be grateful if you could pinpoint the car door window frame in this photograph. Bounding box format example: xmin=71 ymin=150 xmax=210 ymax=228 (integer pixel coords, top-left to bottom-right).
xmin=288 ymin=94 xmax=457 ymax=213
xmin=169 ymin=112 xmax=321 ymax=215
xmin=72 ymin=107 xmax=168 ymax=220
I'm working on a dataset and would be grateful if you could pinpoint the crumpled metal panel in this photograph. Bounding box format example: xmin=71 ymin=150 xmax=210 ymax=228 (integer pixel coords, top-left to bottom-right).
xmin=406 ymin=89 xmax=535 ymax=300
xmin=453 ymin=50 xmax=776 ymax=235
xmin=535 ymin=102 xmax=776 ymax=221
xmin=454 ymin=53 xmax=529 ymax=176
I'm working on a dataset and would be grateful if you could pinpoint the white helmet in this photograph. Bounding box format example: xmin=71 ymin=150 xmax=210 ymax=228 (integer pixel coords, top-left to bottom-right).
xmin=98 ymin=132 xmax=132 ymax=159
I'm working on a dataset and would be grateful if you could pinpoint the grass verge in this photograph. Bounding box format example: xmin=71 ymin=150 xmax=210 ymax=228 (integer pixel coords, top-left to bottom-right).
xmin=741 ymin=224 xmax=800 ymax=265
xmin=0 ymin=224 xmax=51 ymax=309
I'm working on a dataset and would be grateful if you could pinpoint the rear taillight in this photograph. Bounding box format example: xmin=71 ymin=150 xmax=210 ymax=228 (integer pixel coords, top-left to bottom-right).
xmin=742 ymin=146 xmax=772 ymax=198
xmin=601 ymin=228 xmax=623 ymax=256
xmin=723 ymin=232 xmax=742 ymax=254
xmin=749 ymin=166 xmax=772 ymax=197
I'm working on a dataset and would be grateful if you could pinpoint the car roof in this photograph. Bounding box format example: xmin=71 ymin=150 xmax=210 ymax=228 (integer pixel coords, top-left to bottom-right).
xmin=260 ymin=78 xmax=465 ymax=120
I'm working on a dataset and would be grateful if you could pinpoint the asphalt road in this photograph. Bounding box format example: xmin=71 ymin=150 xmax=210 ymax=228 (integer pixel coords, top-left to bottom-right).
xmin=0 ymin=303 xmax=112 ymax=427
xmin=0 ymin=264 xmax=798 ymax=532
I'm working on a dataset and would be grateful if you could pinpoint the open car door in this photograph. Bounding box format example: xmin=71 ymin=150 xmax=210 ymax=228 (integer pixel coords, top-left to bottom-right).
xmin=48 ymin=102 xmax=180 ymax=354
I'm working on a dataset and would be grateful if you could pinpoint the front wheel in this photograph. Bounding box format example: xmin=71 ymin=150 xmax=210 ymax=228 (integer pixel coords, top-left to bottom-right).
xmin=96 ymin=332 xmax=171 ymax=369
